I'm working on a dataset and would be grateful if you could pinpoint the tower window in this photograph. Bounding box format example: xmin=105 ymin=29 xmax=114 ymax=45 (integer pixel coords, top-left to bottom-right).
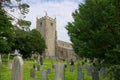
xmin=51 ymin=23 xmax=53 ymax=26
xmin=40 ymin=22 xmax=42 ymax=26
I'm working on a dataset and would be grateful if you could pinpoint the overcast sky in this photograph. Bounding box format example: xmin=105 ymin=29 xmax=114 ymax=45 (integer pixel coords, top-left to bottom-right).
xmin=22 ymin=0 xmax=84 ymax=42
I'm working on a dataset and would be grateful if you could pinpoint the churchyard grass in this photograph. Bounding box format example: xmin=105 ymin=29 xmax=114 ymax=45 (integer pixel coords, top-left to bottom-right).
xmin=0 ymin=56 xmax=109 ymax=80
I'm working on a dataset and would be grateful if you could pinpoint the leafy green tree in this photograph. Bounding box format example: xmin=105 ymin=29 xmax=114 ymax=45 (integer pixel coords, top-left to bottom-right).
xmin=29 ymin=29 xmax=46 ymax=55
xmin=0 ymin=10 xmax=15 ymax=53
xmin=15 ymin=29 xmax=46 ymax=58
xmin=0 ymin=0 xmax=30 ymax=54
xmin=66 ymin=0 xmax=120 ymax=65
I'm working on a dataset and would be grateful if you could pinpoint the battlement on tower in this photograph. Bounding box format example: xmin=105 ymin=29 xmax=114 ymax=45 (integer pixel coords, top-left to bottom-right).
xmin=37 ymin=15 xmax=56 ymax=22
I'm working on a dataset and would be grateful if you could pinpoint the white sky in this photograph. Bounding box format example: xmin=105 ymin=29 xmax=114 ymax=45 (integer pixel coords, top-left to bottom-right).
xmin=22 ymin=0 xmax=84 ymax=42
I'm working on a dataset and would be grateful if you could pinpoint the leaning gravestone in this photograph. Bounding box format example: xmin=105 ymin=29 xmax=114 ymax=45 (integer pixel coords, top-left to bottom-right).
xmin=55 ymin=63 xmax=65 ymax=80
xmin=41 ymin=70 xmax=48 ymax=80
xmin=92 ymin=67 xmax=99 ymax=80
xmin=12 ymin=56 xmax=23 ymax=80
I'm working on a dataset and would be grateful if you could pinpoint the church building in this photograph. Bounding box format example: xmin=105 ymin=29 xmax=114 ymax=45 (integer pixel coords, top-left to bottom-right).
xmin=36 ymin=14 xmax=76 ymax=59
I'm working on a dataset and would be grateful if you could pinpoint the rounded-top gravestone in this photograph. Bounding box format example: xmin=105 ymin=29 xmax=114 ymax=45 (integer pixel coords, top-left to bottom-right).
xmin=12 ymin=55 xmax=23 ymax=80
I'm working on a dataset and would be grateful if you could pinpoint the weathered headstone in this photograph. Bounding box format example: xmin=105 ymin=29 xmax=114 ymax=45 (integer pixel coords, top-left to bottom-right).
xmin=70 ymin=65 xmax=74 ymax=72
xmin=70 ymin=59 xmax=74 ymax=72
xmin=55 ymin=63 xmax=65 ymax=80
xmin=38 ymin=55 xmax=40 ymax=64
xmin=92 ymin=67 xmax=99 ymax=80
xmin=7 ymin=53 xmax=12 ymax=69
xmin=37 ymin=64 xmax=40 ymax=71
xmin=34 ymin=60 xmax=37 ymax=70
xmin=46 ymin=68 xmax=51 ymax=74
xmin=40 ymin=56 xmax=43 ymax=65
xmin=78 ymin=66 xmax=84 ymax=80
xmin=41 ymin=70 xmax=48 ymax=80
xmin=77 ymin=61 xmax=84 ymax=80
xmin=82 ymin=64 xmax=88 ymax=69
xmin=12 ymin=56 xmax=23 ymax=80
xmin=66 ymin=58 xmax=70 ymax=65
xmin=100 ymin=67 xmax=107 ymax=77
xmin=30 ymin=68 xmax=36 ymax=79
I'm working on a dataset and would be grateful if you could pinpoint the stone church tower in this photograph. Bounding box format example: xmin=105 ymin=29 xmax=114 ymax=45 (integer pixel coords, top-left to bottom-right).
xmin=36 ymin=14 xmax=56 ymax=57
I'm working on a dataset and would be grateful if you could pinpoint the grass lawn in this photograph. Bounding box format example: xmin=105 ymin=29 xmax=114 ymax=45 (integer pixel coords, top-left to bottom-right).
xmin=0 ymin=56 xmax=109 ymax=80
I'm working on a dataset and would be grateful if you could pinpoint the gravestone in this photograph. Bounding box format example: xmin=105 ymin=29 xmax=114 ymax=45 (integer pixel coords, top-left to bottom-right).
xmin=7 ymin=53 xmax=12 ymax=69
xmin=38 ymin=55 xmax=41 ymax=65
xmin=66 ymin=58 xmax=70 ymax=65
xmin=47 ymin=68 xmax=51 ymax=74
xmin=34 ymin=60 xmax=37 ymax=70
xmin=40 ymin=56 xmax=43 ymax=65
xmin=70 ymin=65 xmax=74 ymax=72
xmin=12 ymin=55 xmax=23 ymax=80
xmin=78 ymin=66 xmax=84 ymax=80
xmin=41 ymin=70 xmax=48 ymax=80
xmin=55 ymin=63 xmax=65 ymax=80
xmin=70 ymin=59 xmax=74 ymax=72
xmin=82 ymin=64 xmax=88 ymax=69
xmin=86 ymin=66 xmax=92 ymax=76
xmin=37 ymin=64 xmax=40 ymax=71
xmin=100 ymin=67 xmax=107 ymax=77
xmin=92 ymin=67 xmax=99 ymax=80
xmin=77 ymin=61 xmax=84 ymax=80
xmin=30 ymin=68 xmax=36 ymax=79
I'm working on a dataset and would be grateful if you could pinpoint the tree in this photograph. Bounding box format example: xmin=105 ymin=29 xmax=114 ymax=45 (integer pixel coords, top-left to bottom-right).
xmin=0 ymin=10 xmax=15 ymax=53
xmin=0 ymin=0 xmax=30 ymax=54
xmin=66 ymin=0 xmax=120 ymax=65
xmin=15 ymin=29 xmax=46 ymax=58
xmin=29 ymin=29 xmax=46 ymax=55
